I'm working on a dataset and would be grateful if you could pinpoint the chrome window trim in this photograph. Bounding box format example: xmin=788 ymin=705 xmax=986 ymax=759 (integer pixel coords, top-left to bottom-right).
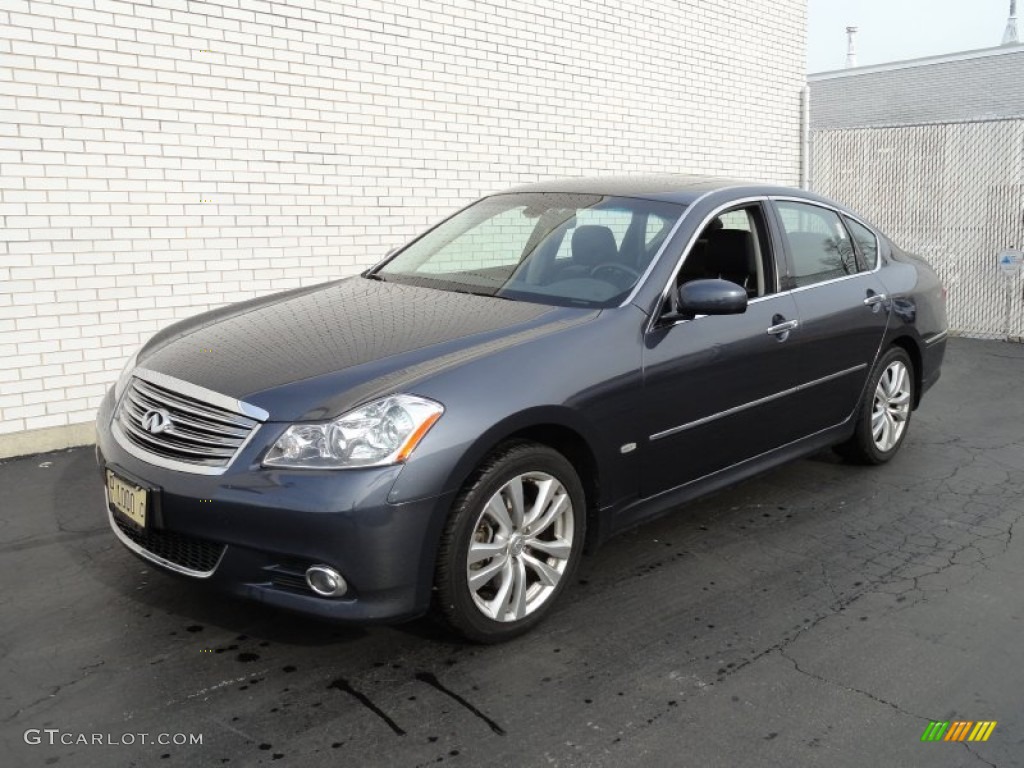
xmin=104 ymin=497 xmax=224 ymax=579
xmin=649 ymin=363 xmax=868 ymax=441
xmin=783 ymin=269 xmax=879 ymax=295
xmin=648 ymin=195 xmax=887 ymax=333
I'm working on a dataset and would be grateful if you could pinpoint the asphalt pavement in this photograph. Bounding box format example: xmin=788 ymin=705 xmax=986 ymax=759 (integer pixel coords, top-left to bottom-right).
xmin=2 ymin=337 xmax=1023 ymax=768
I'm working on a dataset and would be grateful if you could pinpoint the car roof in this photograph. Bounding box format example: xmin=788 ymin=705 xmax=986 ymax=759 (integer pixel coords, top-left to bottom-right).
xmin=494 ymin=174 xmax=841 ymax=208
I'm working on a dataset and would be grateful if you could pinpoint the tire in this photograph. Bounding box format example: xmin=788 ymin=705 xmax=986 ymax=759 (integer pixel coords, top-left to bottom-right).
xmin=434 ymin=440 xmax=586 ymax=643
xmin=836 ymin=346 xmax=915 ymax=465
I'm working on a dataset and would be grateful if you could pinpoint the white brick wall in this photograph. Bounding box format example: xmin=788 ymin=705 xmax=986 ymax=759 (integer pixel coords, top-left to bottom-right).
xmin=1 ymin=0 xmax=806 ymax=436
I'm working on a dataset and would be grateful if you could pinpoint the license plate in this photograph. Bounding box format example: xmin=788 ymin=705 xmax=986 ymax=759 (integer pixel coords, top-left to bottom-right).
xmin=106 ymin=469 xmax=147 ymax=528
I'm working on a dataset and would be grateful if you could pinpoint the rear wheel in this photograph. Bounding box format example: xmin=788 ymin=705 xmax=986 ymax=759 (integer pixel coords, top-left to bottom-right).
xmin=434 ymin=441 xmax=585 ymax=643
xmin=836 ymin=346 xmax=914 ymax=465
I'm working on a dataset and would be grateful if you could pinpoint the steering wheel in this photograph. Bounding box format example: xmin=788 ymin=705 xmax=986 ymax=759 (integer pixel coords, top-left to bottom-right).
xmin=590 ymin=262 xmax=640 ymax=285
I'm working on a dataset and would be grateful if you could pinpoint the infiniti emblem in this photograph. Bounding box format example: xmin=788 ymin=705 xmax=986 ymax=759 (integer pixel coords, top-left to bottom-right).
xmin=141 ymin=408 xmax=174 ymax=435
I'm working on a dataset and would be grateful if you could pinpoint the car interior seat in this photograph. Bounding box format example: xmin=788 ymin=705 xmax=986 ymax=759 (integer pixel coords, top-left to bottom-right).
xmin=571 ymin=225 xmax=620 ymax=271
xmin=705 ymin=229 xmax=758 ymax=296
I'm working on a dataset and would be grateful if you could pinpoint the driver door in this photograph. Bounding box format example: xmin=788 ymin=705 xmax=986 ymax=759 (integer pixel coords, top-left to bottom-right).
xmin=640 ymin=203 xmax=808 ymax=497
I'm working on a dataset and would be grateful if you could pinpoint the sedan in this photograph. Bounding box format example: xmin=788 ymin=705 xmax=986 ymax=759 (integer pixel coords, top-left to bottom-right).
xmin=95 ymin=175 xmax=948 ymax=642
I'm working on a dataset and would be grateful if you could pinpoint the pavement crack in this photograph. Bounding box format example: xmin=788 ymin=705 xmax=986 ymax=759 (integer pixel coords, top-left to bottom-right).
xmin=819 ymin=560 xmax=841 ymax=608
xmin=778 ymin=647 xmax=927 ymax=721
xmin=1005 ymin=510 xmax=1022 ymax=553
xmin=3 ymin=664 xmax=100 ymax=723
xmin=963 ymin=742 xmax=998 ymax=768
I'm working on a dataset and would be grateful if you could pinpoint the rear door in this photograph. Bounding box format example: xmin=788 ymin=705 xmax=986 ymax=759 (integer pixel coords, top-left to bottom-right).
xmin=768 ymin=199 xmax=891 ymax=433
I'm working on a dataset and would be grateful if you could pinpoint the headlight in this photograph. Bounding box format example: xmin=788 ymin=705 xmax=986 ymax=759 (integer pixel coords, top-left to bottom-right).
xmin=113 ymin=350 xmax=139 ymax=402
xmin=263 ymin=394 xmax=444 ymax=469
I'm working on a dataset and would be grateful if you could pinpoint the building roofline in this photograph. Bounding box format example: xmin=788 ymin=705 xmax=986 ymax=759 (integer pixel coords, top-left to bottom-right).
xmin=809 ymin=43 xmax=1024 ymax=81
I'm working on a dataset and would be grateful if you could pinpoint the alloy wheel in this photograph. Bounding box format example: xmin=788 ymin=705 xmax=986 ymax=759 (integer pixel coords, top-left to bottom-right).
xmin=871 ymin=360 xmax=911 ymax=452
xmin=466 ymin=471 xmax=574 ymax=623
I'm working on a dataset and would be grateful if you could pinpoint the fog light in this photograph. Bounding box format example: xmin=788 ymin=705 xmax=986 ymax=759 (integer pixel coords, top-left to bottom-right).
xmin=305 ymin=565 xmax=348 ymax=597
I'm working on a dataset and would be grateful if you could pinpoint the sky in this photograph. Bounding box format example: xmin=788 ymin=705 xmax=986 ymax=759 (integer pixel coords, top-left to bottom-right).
xmin=807 ymin=0 xmax=1016 ymax=72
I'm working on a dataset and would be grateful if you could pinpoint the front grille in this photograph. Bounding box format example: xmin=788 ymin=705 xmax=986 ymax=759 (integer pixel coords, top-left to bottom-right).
xmin=113 ymin=513 xmax=225 ymax=574
xmin=115 ymin=375 xmax=261 ymax=470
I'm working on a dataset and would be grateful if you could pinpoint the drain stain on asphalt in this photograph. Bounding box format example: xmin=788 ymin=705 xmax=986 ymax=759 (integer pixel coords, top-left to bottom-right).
xmin=415 ymin=671 xmax=505 ymax=735
xmin=327 ymin=677 xmax=406 ymax=736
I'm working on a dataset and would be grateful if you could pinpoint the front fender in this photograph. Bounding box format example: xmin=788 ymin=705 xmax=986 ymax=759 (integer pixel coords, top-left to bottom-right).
xmin=386 ymin=404 xmax=604 ymax=506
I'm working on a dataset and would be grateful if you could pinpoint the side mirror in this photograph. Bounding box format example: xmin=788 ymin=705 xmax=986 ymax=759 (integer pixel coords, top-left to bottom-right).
xmin=676 ymin=279 xmax=748 ymax=318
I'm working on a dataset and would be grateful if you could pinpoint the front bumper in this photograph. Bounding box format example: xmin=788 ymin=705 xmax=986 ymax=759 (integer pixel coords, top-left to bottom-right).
xmin=95 ymin=389 xmax=454 ymax=623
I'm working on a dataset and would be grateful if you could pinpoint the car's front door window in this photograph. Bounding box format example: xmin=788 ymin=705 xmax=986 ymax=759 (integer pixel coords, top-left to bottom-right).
xmin=675 ymin=203 xmax=775 ymax=301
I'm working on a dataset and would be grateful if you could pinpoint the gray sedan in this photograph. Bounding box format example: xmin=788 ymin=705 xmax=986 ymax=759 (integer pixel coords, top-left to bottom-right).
xmin=95 ymin=175 xmax=948 ymax=642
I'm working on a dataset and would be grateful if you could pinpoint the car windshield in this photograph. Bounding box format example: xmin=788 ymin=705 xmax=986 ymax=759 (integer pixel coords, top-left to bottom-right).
xmin=373 ymin=193 xmax=686 ymax=308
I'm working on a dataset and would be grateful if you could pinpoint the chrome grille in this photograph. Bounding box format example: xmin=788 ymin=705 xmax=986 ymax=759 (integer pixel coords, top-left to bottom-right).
xmin=114 ymin=370 xmax=265 ymax=472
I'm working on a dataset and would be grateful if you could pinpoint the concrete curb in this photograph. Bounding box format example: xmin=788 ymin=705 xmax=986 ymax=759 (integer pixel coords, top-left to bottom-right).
xmin=0 ymin=422 xmax=95 ymax=460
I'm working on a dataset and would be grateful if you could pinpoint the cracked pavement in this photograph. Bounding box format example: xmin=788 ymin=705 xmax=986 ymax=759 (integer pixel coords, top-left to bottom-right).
xmin=1 ymin=337 xmax=1022 ymax=767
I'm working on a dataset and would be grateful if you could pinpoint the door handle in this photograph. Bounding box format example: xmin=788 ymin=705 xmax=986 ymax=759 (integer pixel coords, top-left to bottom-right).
xmin=766 ymin=319 xmax=799 ymax=336
xmin=863 ymin=293 xmax=888 ymax=307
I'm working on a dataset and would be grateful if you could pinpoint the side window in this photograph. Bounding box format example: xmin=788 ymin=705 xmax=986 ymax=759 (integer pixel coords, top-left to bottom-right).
xmin=677 ymin=204 xmax=774 ymax=298
xmin=775 ymin=201 xmax=857 ymax=288
xmin=418 ymin=206 xmax=535 ymax=274
xmin=844 ymin=216 xmax=879 ymax=271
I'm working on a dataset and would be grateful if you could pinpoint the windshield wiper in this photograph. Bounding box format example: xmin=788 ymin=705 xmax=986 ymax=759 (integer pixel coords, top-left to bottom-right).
xmin=449 ymin=287 xmax=513 ymax=301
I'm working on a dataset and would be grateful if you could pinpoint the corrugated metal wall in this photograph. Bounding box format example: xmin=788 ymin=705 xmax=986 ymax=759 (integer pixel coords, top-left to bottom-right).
xmin=811 ymin=119 xmax=1024 ymax=340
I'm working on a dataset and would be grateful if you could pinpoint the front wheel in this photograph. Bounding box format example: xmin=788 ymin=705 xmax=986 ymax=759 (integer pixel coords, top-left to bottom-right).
xmin=836 ymin=346 xmax=915 ymax=465
xmin=434 ymin=441 xmax=586 ymax=643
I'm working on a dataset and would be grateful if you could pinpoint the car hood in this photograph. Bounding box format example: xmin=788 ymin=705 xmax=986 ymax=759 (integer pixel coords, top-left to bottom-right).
xmin=137 ymin=277 xmax=595 ymax=420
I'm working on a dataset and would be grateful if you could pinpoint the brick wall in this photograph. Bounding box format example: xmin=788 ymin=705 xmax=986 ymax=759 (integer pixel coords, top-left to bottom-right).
xmin=0 ymin=0 xmax=806 ymax=440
